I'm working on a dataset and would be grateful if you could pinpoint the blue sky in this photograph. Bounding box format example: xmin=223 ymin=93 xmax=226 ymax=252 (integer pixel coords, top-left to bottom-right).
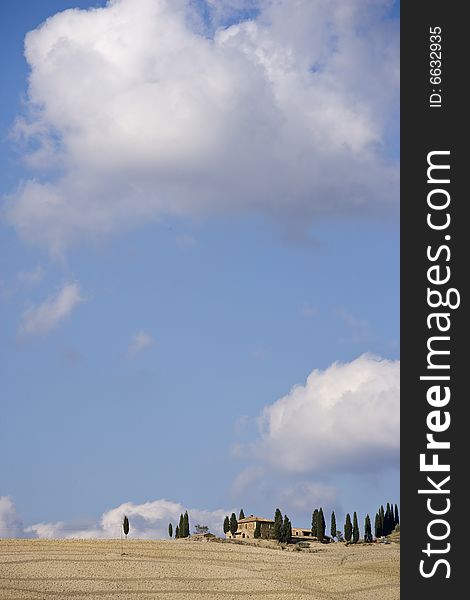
xmin=0 ymin=0 xmax=399 ymax=538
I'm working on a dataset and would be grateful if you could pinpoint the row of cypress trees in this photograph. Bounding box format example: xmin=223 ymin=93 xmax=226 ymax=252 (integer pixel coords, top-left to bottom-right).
xmin=343 ymin=503 xmax=399 ymax=543
xmin=171 ymin=510 xmax=190 ymax=538
xmin=343 ymin=512 xmax=360 ymax=543
xmin=374 ymin=503 xmax=399 ymax=538
xmin=311 ymin=508 xmax=327 ymax=540
xmin=223 ymin=509 xmax=246 ymax=536
xmin=344 ymin=503 xmax=399 ymax=543
xmin=272 ymin=508 xmax=292 ymax=543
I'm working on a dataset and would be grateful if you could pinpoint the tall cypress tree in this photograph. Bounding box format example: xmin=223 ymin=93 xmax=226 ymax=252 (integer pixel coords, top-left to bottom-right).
xmin=385 ymin=503 xmax=392 ymax=536
xmin=280 ymin=516 xmax=286 ymax=543
xmin=285 ymin=515 xmax=292 ymax=543
xmin=344 ymin=513 xmax=352 ymax=542
xmin=352 ymin=512 xmax=359 ymax=543
xmin=364 ymin=515 xmax=372 ymax=542
xmin=374 ymin=512 xmax=382 ymax=538
xmin=183 ymin=511 xmax=190 ymax=537
xmin=379 ymin=506 xmax=385 ymax=537
xmin=239 ymin=509 xmax=245 ymax=520
xmin=168 ymin=523 xmax=173 ymax=538
xmin=254 ymin=521 xmax=261 ymax=539
xmin=223 ymin=515 xmax=230 ymax=534
xmin=175 ymin=525 xmax=180 ymax=538
xmin=316 ymin=508 xmax=325 ymax=541
xmin=230 ymin=513 xmax=238 ymax=536
xmin=394 ymin=504 xmax=399 ymax=527
xmin=280 ymin=515 xmax=292 ymax=543
xmin=178 ymin=514 xmax=184 ymax=538
xmin=330 ymin=511 xmax=337 ymax=539
xmin=311 ymin=509 xmax=319 ymax=537
xmin=273 ymin=508 xmax=283 ymax=541
xmin=123 ymin=515 xmax=129 ymax=538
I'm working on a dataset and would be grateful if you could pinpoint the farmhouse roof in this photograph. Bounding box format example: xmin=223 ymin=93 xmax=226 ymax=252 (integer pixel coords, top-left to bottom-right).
xmin=238 ymin=515 xmax=274 ymax=524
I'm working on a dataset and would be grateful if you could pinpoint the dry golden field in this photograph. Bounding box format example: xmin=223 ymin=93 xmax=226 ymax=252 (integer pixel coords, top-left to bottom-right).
xmin=0 ymin=538 xmax=399 ymax=600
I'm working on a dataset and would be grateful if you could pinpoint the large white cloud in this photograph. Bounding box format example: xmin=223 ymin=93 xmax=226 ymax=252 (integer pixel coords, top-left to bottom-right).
xmin=4 ymin=0 xmax=398 ymax=253
xmin=241 ymin=354 xmax=399 ymax=475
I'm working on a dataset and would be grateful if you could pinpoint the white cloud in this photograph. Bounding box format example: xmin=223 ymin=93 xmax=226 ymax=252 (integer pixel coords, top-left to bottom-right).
xmin=23 ymin=498 xmax=230 ymax=539
xmin=241 ymin=354 xmax=399 ymax=475
xmin=4 ymin=0 xmax=398 ymax=252
xmin=17 ymin=265 xmax=45 ymax=286
xmin=18 ymin=282 xmax=84 ymax=336
xmin=127 ymin=330 xmax=154 ymax=358
xmin=0 ymin=496 xmax=25 ymax=538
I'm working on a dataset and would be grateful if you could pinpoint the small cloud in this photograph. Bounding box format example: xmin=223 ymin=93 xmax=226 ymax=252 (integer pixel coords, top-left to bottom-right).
xmin=17 ymin=265 xmax=45 ymax=286
xmin=18 ymin=282 xmax=84 ymax=337
xmin=127 ymin=331 xmax=154 ymax=359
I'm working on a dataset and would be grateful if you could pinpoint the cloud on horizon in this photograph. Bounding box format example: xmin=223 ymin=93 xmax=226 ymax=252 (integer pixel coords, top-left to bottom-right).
xmin=18 ymin=282 xmax=84 ymax=336
xmin=4 ymin=0 xmax=398 ymax=253
xmin=0 ymin=497 xmax=26 ymax=538
xmin=1 ymin=496 xmax=231 ymax=539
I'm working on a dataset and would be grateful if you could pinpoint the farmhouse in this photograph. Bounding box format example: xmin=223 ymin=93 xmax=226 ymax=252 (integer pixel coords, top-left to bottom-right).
xmin=226 ymin=516 xmax=316 ymax=542
xmin=226 ymin=516 xmax=274 ymax=539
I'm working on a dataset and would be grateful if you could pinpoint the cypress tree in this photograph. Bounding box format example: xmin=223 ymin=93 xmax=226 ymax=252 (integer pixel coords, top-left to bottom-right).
xmin=364 ymin=515 xmax=372 ymax=542
xmin=273 ymin=508 xmax=283 ymax=541
xmin=330 ymin=511 xmax=337 ymax=539
xmin=223 ymin=515 xmax=230 ymax=534
xmin=178 ymin=514 xmax=184 ymax=538
xmin=379 ymin=506 xmax=385 ymax=537
xmin=352 ymin=512 xmax=359 ymax=543
xmin=316 ymin=508 xmax=325 ymax=541
xmin=168 ymin=523 xmax=173 ymax=538
xmin=175 ymin=525 xmax=179 ymax=538
xmin=285 ymin=515 xmax=292 ymax=543
xmin=254 ymin=521 xmax=261 ymax=539
xmin=123 ymin=515 xmax=129 ymax=538
xmin=239 ymin=509 xmax=245 ymax=520
xmin=394 ymin=504 xmax=399 ymax=527
xmin=344 ymin=513 xmax=352 ymax=542
xmin=230 ymin=513 xmax=238 ymax=536
xmin=374 ymin=512 xmax=382 ymax=538
xmin=280 ymin=515 xmax=292 ymax=543
xmin=183 ymin=511 xmax=190 ymax=537
xmin=311 ymin=509 xmax=318 ymax=537
xmin=385 ymin=503 xmax=392 ymax=536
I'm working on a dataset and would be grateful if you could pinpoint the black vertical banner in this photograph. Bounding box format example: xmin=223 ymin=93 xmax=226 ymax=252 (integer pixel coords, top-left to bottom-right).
xmin=401 ymin=1 xmax=466 ymax=597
